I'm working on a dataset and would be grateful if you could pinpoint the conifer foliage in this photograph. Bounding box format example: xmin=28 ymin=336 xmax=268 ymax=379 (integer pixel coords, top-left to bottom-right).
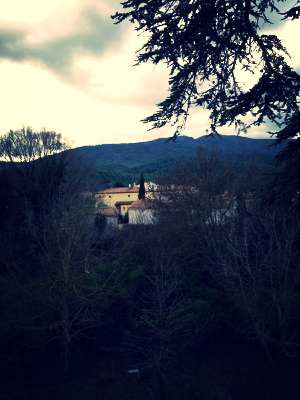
xmin=112 ymin=1 xmax=300 ymax=151
xmin=138 ymin=172 xmax=146 ymax=199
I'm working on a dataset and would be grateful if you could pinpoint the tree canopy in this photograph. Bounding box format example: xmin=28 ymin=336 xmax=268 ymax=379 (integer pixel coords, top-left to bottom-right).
xmin=0 ymin=126 xmax=71 ymax=179
xmin=0 ymin=126 xmax=72 ymax=209
xmin=0 ymin=126 xmax=71 ymax=163
xmin=112 ymin=0 xmax=300 ymax=159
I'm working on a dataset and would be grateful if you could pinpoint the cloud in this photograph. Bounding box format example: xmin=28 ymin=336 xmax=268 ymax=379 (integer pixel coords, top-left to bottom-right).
xmin=0 ymin=0 xmax=169 ymax=111
xmin=0 ymin=0 xmax=131 ymax=89
xmin=1 ymin=0 xmax=298 ymax=111
xmin=0 ymin=60 xmax=170 ymax=147
xmin=0 ymin=0 xmax=298 ymax=147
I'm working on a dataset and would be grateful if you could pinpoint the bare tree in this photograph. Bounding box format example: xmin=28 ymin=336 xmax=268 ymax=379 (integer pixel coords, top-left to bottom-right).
xmin=124 ymin=226 xmax=208 ymax=400
xmin=213 ymin=207 xmax=300 ymax=367
xmin=154 ymin=146 xmax=237 ymax=228
xmin=0 ymin=126 xmax=71 ymax=168
xmin=0 ymin=126 xmax=72 ymax=217
xmin=0 ymin=152 xmax=121 ymax=380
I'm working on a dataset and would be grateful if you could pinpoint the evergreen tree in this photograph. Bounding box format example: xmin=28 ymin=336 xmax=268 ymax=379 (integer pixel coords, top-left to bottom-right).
xmin=138 ymin=172 xmax=145 ymax=200
xmin=113 ymin=1 xmax=300 ymax=211
xmin=112 ymin=1 xmax=300 ymax=155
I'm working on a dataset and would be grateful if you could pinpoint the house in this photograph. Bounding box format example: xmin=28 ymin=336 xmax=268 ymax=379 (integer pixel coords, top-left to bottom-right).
xmin=95 ymin=207 xmax=119 ymax=233
xmin=95 ymin=187 xmax=139 ymax=208
xmin=115 ymin=201 xmax=134 ymax=218
xmin=128 ymin=198 xmax=157 ymax=225
xmin=95 ymin=186 xmax=156 ymax=217
xmin=95 ymin=184 xmax=238 ymax=228
xmin=96 ymin=207 xmax=119 ymax=226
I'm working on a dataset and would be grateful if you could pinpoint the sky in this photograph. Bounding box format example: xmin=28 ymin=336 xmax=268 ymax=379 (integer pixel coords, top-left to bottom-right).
xmin=0 ymin=0 xmax=299 ymax=148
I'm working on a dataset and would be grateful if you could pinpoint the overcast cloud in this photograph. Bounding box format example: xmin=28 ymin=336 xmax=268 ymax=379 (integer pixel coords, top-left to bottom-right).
xmin=0 ymin=1 xmax=131 ymax=94
xmin=0 ymin=0 xmax=299 ymax=147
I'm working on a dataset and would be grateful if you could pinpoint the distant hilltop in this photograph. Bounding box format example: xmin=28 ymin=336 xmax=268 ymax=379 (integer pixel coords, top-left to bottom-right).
xmin=73 ymin=134 xmax=282 ymax=168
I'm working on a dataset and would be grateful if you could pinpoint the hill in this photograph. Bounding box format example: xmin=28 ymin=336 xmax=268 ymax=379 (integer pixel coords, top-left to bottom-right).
xmin=74 ymin=135 xmax=280 ymax=167
xmin=72 ymin=135 xmax=282 ymax=187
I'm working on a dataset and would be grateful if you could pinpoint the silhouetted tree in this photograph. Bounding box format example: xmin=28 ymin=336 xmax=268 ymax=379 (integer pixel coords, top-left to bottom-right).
xmin=155 ymin=146 xmax=237 ymax=227
xmin=138 ymin=172 xmax=146 ymax=200
xmin=112 ymin=1 xmax=300 ymax=154
xmin=1 ymin=177 xmax=119 ymax=380
xmin=211 ymin=206 xmax=300 ymax=368
xmin=124 ymin=225 xmax=209 ymax=400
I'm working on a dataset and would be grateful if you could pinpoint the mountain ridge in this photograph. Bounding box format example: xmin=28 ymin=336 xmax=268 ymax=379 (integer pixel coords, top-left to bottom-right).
xmin=71 ymin=135 xmax=283 ymax=188
xmin=74 ymin=134 xmax=281 ymax=168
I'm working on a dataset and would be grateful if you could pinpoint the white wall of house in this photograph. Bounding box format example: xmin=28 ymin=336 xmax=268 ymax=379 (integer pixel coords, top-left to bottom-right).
xmin=106 ymin=216 xmax=119 ymax=227
xmin=128 ymin=208 xmax=157 ymax=225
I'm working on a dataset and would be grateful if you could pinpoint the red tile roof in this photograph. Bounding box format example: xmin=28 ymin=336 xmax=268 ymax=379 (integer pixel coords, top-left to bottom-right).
xmin=96 ymin=187 xmax=139 ymax=194
xmin=96 ymin=208 xmax=118 ymax=217
xmin=115 ymin=201 xmax=134 ymax=206
xmin=128 ymin=199 xmax=155 ymax=210
xmin=96 ymin=187 xmax=155 ymax=194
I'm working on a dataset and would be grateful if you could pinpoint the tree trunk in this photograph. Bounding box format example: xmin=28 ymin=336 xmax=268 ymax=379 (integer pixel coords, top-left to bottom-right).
xmin=156 ymin=369 xmax=166 ymax=400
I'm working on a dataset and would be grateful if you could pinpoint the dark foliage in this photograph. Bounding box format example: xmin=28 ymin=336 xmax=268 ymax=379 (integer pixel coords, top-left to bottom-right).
xmin=77 ymin=135 xmax=279 ymax=187
xmin=112 ymin=1 xmax=300 ymax=152
xmin=113 ymin=1 xmax=300 ymax=207
xmin=138 ymin=172 xmax=146 ymax=199
xmin=113 ymin=179 xmax=125 ymax=187
xmin=95 ymin=212 xmax=107 ymax=233
xmin=77 ymin=135 xmax=281 ymax=169
xmin=1 ymin=137 xmax=300 ymax=399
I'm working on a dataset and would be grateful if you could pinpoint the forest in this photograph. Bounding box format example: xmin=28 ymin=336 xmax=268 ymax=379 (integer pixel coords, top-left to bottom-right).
xmin=0 ymin=127 xmax=299 ymax=400
xmin=75 ymin=136 xmax=278 ymax=189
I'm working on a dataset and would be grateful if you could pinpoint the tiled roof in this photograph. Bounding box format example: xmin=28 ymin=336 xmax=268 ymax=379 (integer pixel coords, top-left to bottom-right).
xmin=97 ymin=187 xmax=138 ymax=194
xmin=128 ymin=199 xmax=155 ymax=210
xmin=96 ymin=208 xmax=118 ymax=217
xmin=96 ymin=187 xmax=155 ymax=194
xmin=115 ymin=201 xmax=134 ymax=206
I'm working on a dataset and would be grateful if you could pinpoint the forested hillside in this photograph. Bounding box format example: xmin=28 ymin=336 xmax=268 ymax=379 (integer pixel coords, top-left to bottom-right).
xmin=75 ymin=134 xmax=280 ymax=167
xmin=73 ymin=135 xmax=280 ymax=188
